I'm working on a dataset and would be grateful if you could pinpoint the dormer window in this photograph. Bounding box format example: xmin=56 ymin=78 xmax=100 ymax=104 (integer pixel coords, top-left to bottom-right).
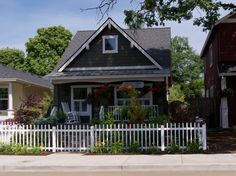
xmin=102 ymin=35 xmax=118 ymax=54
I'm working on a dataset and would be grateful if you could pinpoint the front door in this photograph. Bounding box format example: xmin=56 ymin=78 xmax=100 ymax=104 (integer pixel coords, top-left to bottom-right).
xmin=71 ymin=86 xmax=92 ymax=123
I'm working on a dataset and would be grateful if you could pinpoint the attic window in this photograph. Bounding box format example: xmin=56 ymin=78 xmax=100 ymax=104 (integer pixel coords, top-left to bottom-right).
xmin=102 ymin=35 xmax=118 ymax=54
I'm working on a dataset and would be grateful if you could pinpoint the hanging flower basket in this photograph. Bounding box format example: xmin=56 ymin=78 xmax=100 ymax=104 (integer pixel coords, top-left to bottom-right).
xmin=220 ymin=88 xmax=234 ymax=97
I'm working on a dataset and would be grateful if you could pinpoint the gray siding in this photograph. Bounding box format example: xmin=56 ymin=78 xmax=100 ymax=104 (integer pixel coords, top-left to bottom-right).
xmin=67 ymin=26 xmax=154 ymax=68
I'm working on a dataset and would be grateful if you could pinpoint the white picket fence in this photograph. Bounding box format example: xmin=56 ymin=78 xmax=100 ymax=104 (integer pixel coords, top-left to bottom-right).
xmin=0 ymin=122 xmax=207 ymax=152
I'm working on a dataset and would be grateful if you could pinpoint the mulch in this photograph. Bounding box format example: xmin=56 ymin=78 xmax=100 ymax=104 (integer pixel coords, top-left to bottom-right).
xmin=207 ymin=129 xmax=236 ymax=153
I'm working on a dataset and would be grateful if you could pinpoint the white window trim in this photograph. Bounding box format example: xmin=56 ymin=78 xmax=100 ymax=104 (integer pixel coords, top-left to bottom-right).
xmin=71 ymin=86 xmax=92 ymax=116
xmin=102 ymin=35 xmax=118 ymax=54
xmin=0 ymin=86 xmax=8 ymax=111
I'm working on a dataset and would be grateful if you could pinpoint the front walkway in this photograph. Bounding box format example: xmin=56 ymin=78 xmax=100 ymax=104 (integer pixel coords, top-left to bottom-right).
xmin=1 ymin=153 xmax=236 ymax=172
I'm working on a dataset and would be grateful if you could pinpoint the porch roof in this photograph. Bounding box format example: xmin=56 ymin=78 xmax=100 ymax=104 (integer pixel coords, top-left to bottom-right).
xmin=0 ymin=64 xmax=52 ymax=89
xmin=47 ymin=68 xmax=170 ymax=83
xmin=218 ymin=62 xmax=236 ymax=76
xmin=48 ymin=68 xmax=170 ymax=77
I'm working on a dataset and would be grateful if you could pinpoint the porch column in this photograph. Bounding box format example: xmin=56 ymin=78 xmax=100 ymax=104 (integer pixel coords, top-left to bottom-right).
xmin=8 ymin=82 xmax=14 ymax=119
xmin=220 ymin=76 xmax=229 ymax=128
xmin=165 ymin=76 xmax=169 ymax=101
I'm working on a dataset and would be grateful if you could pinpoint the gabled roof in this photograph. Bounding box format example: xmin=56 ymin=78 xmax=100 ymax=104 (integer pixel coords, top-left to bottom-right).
xmin=200 ymin=12 xmax=236 ymax=57
xmin=54 ymin=18 xmax=171 ymax=72
xmin=0 ymin=64 xmax=52 ymax=89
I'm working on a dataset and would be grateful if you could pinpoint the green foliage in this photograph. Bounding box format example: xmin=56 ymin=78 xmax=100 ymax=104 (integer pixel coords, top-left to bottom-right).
xmin=168 ymin=84 xmax=185 ymax=103
xmin=171 ymin=36 xmax=203 ymax=100
xmin=167 ymin=144 xmax=181 ymax=154
xmin=123 ymin=0 xmax=236 ymax=31
xmin=93 ymin=141 xmax=107 ymax=154
xmin=0 ymin=144 xmax=42 ymax=155
xmin=128 ymin=142 xmax=140 ymax=153
xmin=91 ymin=117 xmax=101 ymax=125
xmin=25 ymin=26 xmax=72 ymax=75
xmin=103 ymin=112 xmax=115 ymax=125
xmin=232 ymin=125 xmax=236 ymax=131
xmin=110 ymin=141 xmax=123 ymax=154
xmin=220 ymin=88 xmax=234 ymax=97
xmin=149 ymin=114 xmax=170 ymax=125
xmin=145 ymin=146 xmax=160 ymax=154
xmin=186 ymin=141 xmax=202 ymax=153
xmin=34 ymin=112 xmax=66 ymax=125
xmin=118 ymin=85 xmax=147 ymax=123
xmin=0 ymin=48 xmax=26 ymax=71
xmin=91 ymin=112 xmax=114 ymax=125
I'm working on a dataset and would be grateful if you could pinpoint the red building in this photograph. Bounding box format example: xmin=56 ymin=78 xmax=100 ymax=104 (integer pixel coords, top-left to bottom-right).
xmin=201 ymin=12 xmax=236 ymax=128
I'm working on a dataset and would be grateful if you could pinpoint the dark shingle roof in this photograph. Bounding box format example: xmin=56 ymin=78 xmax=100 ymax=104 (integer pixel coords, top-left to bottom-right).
xmin=49 ymin=68 xmax=170 ymax=78
xmin=54 ymin=27 xmax=171 ymax=71
xmin=0 ymin=64 xmax=52 ymax=88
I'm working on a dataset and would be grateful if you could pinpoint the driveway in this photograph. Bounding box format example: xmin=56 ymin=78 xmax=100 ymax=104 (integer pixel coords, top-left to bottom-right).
xmin=207 ymin=129 xmax=236 ymax=153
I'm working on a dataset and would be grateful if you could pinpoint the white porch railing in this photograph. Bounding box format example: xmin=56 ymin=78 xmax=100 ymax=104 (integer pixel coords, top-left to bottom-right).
xmin=107 ymin=105 xmax=159 ymax=121
xmin=0 ymin=122 xmax=207 ymax=152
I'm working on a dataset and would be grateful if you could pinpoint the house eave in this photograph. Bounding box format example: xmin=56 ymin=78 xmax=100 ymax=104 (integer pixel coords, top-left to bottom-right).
xmin=50 ymin=74 xmax=170 ymax=84
xmin=0 ymin=78 xmax=52 ymax=89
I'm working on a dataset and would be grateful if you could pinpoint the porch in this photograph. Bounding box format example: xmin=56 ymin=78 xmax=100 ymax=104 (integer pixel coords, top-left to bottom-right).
xmin=53 ymin=81 xmax=168 ymax=124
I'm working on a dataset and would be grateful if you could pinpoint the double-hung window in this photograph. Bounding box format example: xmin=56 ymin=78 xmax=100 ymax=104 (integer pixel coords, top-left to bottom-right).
xmin=0 ymin=88 xmax=8 ymax=111
xmin=72 ymin=87 xmax=90 ymax=115
xmin=102 ymin=35 xmax=118 ymax=53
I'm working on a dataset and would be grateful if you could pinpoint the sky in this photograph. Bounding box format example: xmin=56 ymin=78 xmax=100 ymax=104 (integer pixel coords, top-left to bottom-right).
xmin=0 ymin=0 xmax=234 ymax=54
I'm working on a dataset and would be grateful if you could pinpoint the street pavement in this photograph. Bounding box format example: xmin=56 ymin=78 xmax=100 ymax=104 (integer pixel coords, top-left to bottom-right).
xmin=0 ymin=153 xmax=236 ymax=173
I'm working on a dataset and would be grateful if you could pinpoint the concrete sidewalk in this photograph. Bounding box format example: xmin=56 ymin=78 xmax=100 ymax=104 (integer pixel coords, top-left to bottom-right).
xmin=1 ymin=153 xmax=236 ymax=172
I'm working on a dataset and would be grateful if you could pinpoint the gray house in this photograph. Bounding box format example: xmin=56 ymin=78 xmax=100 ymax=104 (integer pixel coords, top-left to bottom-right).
xmin=47 ymin=18 xmax=171 ymax=123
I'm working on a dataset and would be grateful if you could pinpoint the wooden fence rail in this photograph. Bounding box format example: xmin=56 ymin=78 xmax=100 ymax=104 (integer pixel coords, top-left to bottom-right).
xmin=0 ymin=122 xmax=207 ymax=152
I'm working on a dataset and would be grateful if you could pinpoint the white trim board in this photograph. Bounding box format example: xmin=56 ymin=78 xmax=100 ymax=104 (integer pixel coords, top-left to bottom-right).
xmin=58 ymin=18 xmax=163 ymax=72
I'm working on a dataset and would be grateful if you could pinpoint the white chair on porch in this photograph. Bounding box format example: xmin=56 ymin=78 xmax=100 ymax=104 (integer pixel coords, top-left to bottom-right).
xmin=61 ymin=102 xmax=80 ymax=124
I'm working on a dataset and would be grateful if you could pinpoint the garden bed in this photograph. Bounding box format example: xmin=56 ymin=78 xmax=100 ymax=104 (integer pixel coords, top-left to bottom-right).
xmin=0 ymin=144 xmax=51 ymax=155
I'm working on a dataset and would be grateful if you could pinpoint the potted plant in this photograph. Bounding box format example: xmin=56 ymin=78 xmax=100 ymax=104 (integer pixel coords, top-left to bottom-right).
xmin=220 ymin=88 xmax=234 ymax=97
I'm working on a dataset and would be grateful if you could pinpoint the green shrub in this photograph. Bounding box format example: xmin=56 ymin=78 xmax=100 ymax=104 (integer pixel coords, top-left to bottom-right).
xmin=102 ymin=112 xmax=114 ymax=125
xmin=186 ymin=141 xmax=202 ymax=153
xmin=91 ymin=117 xmax=101 ymax=125
xmin=0 ymin=144 xmax=42 ymax=155
xmin=93 ymin=141 xmax=107 ymax=154
xmin=232 ymin=125 xmax=236 ymax=131
xmin=128 ymin=142 xmax=140 ymax=153
xmin=167 ymin=144 xmax=181 ymax=154
xmin=145 ymin=146 xmax=160 ymax=154
xmin=110 ymin=141 xmax=123 ymax=154
xmin=33 ymin=112 xmax=66 ymax=125
xmin=149 ymin=115 xmax=171 ymax=125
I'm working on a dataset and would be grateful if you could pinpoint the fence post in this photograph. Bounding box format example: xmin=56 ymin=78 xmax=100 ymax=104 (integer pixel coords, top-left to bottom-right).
xmin=90 ymin=126 xmax=95 ymax=152
xmin=52 ymin=126 xmax=56 ymax=153
xmin=161 ymin=125 xmax=165 ymax=151
xmin=202 ymin=124 xmax=207 ymax=150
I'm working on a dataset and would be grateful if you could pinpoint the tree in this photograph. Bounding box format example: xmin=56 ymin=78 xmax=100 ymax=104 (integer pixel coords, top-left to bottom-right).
xmin=172 ymin=36 xmax=203 ymax=100
xmin=168 ymin=84 xmax=185 ymax=103
xmin=86 ymin=0 xmax=236 ymax=31
xmin=25 ymin=26 xmax=72 ymax=76
xmin=0 ymin=48 xmax=26 ymax=71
